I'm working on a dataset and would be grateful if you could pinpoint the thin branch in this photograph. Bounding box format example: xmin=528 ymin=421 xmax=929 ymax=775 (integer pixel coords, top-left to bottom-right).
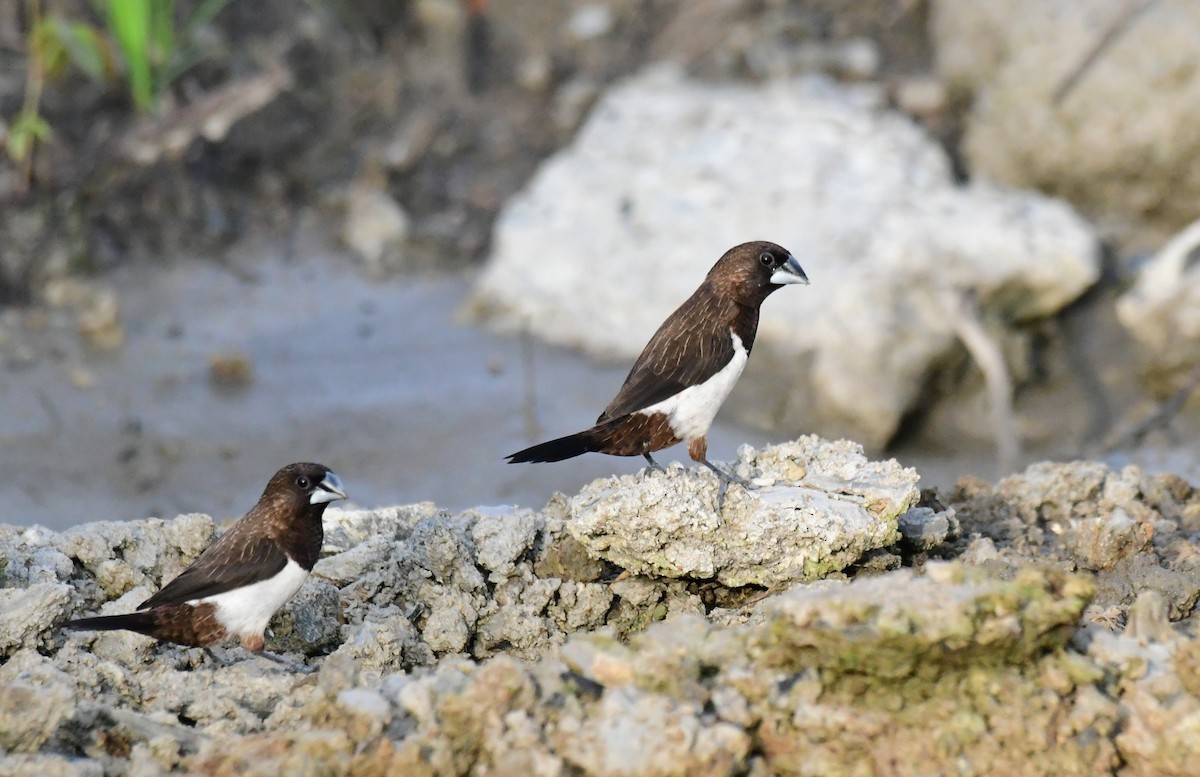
xmin=521 ymin=319 xmax=540 ymax=442
xmin=118 ymin=63 xmax=293 ymax=165
xmin=945 ymin=286 xmax=1021 ymax=475
xmin=1053 ymin=0 xmax=1159 ymax=106
xmin=1104 ymin=361 xmax=1200 ymax=451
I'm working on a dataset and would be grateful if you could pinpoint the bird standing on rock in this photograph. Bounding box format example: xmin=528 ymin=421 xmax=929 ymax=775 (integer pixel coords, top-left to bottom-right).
xmin=507 ymin=240 xmax=808 ymax=497
xmin=64 ymin=463 xmax=346 ymax=660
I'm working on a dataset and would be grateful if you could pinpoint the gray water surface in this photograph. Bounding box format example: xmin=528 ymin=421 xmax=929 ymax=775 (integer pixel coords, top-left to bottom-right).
xmin=2 ymin=247 xmax=779 ymax=529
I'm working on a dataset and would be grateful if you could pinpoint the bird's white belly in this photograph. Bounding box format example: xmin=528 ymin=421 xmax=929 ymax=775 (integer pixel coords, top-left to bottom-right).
xmin=194 ymin=559 xmax=309 ymax=637
xmin=638 ymin=331 xmax=748 ymax=440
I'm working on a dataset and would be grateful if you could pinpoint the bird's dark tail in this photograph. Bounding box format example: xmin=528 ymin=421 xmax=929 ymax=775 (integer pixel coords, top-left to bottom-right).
xmin=507 ymin=430 xmax=597 ymax=463
xmin=62 ymin=611 xmax=159 ymax=637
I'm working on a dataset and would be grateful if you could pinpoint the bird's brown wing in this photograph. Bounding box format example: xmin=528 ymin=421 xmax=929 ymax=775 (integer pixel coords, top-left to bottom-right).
xmin=599 ymin=286 xmax=740 ymax=421
xmin=138 ymin=518 xmax=287 ymax=609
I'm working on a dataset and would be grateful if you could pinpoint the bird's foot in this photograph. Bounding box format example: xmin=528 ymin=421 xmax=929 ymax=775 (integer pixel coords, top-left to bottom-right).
xmin=642 ymin=453 xmax=667 ymax=475
xmin=200 ymin=647 xmax=231 ymax=667
xmin=699 ymin=458 xmax=752 ymax=510
xmin=700 ymin=458 xmax=751 ymax=488
xmin=199 ymin=645 xmax=311 ymax=672
xmin=252 ymin=648 xmax=316 ymax=673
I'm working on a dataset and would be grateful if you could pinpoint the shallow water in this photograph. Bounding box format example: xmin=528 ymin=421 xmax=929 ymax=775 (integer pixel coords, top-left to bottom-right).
xmin=2 ymin=239 xmax=1195 ymax=530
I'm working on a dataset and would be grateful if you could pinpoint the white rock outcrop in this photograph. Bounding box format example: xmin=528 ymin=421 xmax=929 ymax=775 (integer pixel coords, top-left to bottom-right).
xmin=470 ymin=65 xmax=1099 ymax=448
xmin=934 ymin=0 xmax=1200 ymax=249
xmin=568 ymin=437 xmax=915 ymax=587
xmin=1116 ymin=218 xmax=1200 ymax=384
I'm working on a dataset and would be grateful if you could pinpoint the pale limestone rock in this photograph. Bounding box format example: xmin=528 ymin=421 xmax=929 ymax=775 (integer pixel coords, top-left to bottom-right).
xmin=567 ymin=437 xmax=915 ymax=586
xmin=471 ymin=65 xmax=1098 ymax=447
xmin=1116 ymin=218 xmax=1200 ymax=384
xmin=935 ymin=0 xmax=1200 ymax=248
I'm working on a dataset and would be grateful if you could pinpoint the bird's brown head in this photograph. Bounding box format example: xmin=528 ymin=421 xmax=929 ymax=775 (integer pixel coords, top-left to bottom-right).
xmin=260 ymin=462 xmax=347 ymax=522
xmin=707 ymin=241 xmax=809 ymax=306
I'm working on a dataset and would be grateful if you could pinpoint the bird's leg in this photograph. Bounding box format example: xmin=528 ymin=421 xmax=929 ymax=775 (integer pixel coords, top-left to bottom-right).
xmin=199 ymin=646 xmax=246 ymax=670
xmin=699 ymin=457 xmax=751 ymax=489
xmin=643 ymin=452 xmax=666 ymax=473
xmin=688 ymin=437 xmax=750 ymax=509
xmin=201 ymin=647 xmax=227 ymax=666
xmin=253 ymin=649 xmax=316 ymax=674
xmin=688 ymin=437 xmax=751 ymax=489
xmin=240 ymin=633 xmax=314 ymax=673
xmin=702 ymin=458 xmax=751 ymax=510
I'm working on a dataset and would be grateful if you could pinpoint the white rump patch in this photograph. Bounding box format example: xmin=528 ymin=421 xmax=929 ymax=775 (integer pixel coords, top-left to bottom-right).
xmin=194 ymin=559 xmax=309 ymax=638
xmin=637 ymin=330 xmax=748 ymax=441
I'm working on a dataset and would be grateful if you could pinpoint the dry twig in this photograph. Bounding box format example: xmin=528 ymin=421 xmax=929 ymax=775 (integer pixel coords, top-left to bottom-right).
xmin=1104 ymin=361 xmax=1200 ymax=451
xmin=521 ymin=320 xmax=540 ymax=442
xmin=1053 ymin=0 xmax=1159 ymax=106
xmin=945 ymin=287 xmax=1021 ymax=475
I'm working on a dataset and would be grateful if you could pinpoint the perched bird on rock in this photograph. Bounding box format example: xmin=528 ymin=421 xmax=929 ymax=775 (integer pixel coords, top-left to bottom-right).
xmin=64 ymin=463 xmax=346 ymax=658
xmin=507 ymin=241 xmax=808 ymax=496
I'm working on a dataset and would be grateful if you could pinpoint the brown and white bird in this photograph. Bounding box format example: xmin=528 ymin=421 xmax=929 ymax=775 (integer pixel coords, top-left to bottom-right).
xmin=507 ymin=241 xmax=808 ymax=491
xmin=64 ymin=463 xmax=346 ymax=656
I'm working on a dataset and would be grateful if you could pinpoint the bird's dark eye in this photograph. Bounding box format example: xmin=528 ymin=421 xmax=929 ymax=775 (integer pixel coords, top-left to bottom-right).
xmin=759 ymin=251 xmax=774 ymax=267
xmin=296 ymin=475 xmax=310 ymax=489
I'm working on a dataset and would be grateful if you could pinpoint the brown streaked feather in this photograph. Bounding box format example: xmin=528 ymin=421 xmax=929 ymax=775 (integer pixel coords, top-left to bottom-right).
xmin=600 ymin=284 xmax=757 ymax=421
xmin=137 ymin=463 xmax=329 ymax=611
xmin=590 ymin=412 xmax=681 ymax=456
xmin=65 ymin=462 xmax=341 ymax=652
xmin=64 ymin=603 xmax=229 ymax=648
xmin=506 ymin=241 xmax=804 ymax=467
xmin=138 ymin=518 xmax=287 ymax=610
xmin=149 ymin=603 xmax=229 ymax=647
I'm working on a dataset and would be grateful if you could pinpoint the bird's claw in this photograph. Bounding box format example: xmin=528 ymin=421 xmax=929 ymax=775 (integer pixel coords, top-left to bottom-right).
xmin=254 ymin=648 xmax=315 ymax=673
xmin=200 ymin=647 xmax=230 ymax=667
xmin=199 ymin=646 xmax=310 ymax=673
xmin=642 ymin=453 xmax=667 ymax=475
xmin=700 ymin=458 xmax=752 ymax=511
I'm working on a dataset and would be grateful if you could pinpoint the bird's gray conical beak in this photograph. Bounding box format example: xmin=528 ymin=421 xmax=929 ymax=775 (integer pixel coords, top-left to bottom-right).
xmin=771 ymin=253 xmax=809 ymax=286
xmin=311 ymin=472 xmax=348 ymax=504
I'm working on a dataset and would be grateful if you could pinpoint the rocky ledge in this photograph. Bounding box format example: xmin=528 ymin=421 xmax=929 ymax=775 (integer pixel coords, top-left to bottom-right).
xmin=2 ymin=436 xmax=1199 ymax=775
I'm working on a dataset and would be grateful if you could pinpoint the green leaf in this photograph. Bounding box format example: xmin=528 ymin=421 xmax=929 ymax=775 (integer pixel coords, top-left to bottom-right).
xmin=50 ymin=19 xmax=115 ymax=83
xmin=149 ymin=1 xmax=177 ymax=97
xmin=149 ymin=0 xmax=175 ymax=67
xmin=106 ymin=0 xmax=154 ymax=111
xmin=6 ymin=111 xmax=52 ymax=163
xmin=30 ymin=18 xmax=69 ymax=78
